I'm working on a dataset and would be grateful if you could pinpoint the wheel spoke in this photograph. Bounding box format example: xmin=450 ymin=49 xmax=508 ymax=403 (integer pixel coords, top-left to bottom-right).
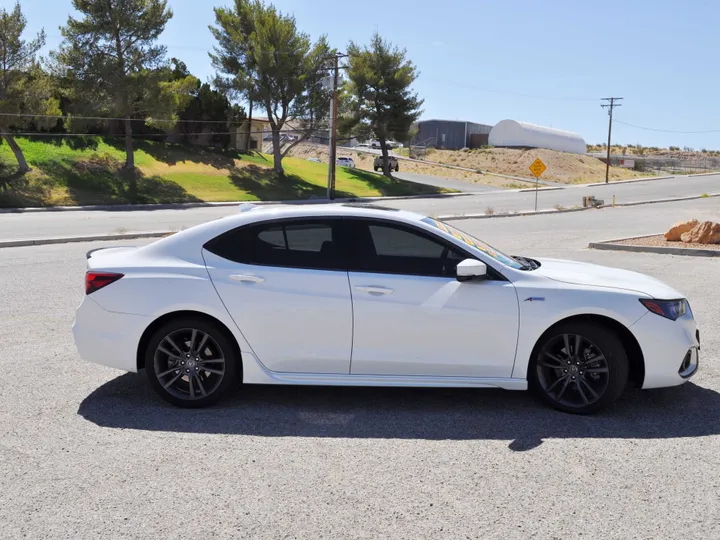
xmin=579 ymin=378 xmax=600 ymax=400
xmin=563 ymin=334 xmax=572 ymax=358
xmin=545 ymin=374 xmax=567 ymax=393
xmin=200 ymin=357 xmax=225 ymax=365
xmin=540 ymin=350 xmax=566 ymax=367
xmin=556 ymin=376 xmax=572 ymax=401
xmin=584 ymin=366 xmax=609 ymax=374
xmin=158 ymin=346 xmax=182 ymax=360
xmin=195 ymin=332 xmax=209 ymax=355
xmin=574 ymin=334 xmax=582 ymax=359
xmin=195 ymin=375 xmax=207 ymax=397
xmin=188 ymin=375 xmax=196 ymax=399
xmin=582 ymin=355 xmax=606 ymax=367
xmin=165 ymin=336 xmax=185 ymax=356
xmin=576 ymin=379 xmax=589 ymax=404
xmin=162 ymin=371 xmax=183 ymax=389
xmin=201 ymin=366 xmax=224 ymax=375
xmin=189 ymin=329 xmax=198 ymax=355
xmin=157 ymin=367 xmax=180 ymax=378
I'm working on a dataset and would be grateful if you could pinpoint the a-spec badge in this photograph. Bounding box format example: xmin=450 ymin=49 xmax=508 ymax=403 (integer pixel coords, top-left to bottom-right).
xmin=524 ymin=297 xmax=545 ymax=302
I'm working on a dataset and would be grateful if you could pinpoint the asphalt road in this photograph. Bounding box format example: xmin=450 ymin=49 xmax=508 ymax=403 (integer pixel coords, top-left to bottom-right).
xmin=1 ymin=199 xmax=719 ymax=539
xmin=0 ymin=174 xmax=718 ymax=242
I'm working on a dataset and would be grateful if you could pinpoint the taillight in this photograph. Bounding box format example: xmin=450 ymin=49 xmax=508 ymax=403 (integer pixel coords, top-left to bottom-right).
xmin=85 ymin=272 xmax=124 ymax=295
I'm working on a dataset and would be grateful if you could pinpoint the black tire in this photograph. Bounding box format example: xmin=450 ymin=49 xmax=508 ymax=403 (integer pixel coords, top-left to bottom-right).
xmin=374 ymin=166 xmax=379 ymax=171
xmin=145 ymin=316 xmax=240 ymax=408
xmin=528 ymin=322 xmax=628 ymax=414
xmin=395 ymin=165 xmax=399 ymax=172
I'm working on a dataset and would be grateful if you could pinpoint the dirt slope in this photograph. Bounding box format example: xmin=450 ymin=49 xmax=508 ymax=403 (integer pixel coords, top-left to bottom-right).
xmin=289 ymin=143 xmax=652 ymax=186
xmin=423 ymin=147 xmax=651 ymax=183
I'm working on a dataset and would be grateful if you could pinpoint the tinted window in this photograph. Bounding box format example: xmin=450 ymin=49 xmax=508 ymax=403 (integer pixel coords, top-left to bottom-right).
xmin=206 ymin=220 xmax=343 ymax=270
xmin=352 ymin=221 xmax=466 ymax=277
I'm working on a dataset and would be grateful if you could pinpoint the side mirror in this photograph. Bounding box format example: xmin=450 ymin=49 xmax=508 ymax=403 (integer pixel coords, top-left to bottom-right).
xmin=456 ymin=259 xmax=487 ymax=282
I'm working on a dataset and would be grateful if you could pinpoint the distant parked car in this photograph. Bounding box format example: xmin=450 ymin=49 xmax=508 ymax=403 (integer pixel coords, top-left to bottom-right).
xmin=357 ymin=143 xmax=369 ymax=148
xmin=370 ymin=140 xmax=380 ymax=149
xmin=374 ymin=155 xmax=399 ymax=172
xmin=337 ymin=157 xmax=355 ymax=168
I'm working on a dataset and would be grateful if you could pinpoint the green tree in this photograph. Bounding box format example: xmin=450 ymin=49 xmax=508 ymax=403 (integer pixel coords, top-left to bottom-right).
xmin=210 ymin=0 xmax=331 ymax=175
xmin=344 ymin=33 xmax=423 ymax=176
xmin=0 ymin=2 xmax=60 ymax=172
xmin=52 ymin=0 xmax=196 ymax=170
xmin=170 ymin=59 xmax=246 ymax=148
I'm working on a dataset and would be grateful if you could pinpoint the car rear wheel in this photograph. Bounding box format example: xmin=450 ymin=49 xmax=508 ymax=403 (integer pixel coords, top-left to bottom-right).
xmin=145 ymin=317 xmax=239 ymax=408
xmin=529 ymin=322 xmax=628 ymax=414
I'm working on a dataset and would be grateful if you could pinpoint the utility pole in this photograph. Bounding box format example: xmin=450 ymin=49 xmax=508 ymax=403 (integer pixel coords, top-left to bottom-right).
xmin=601 ymin=97 xmax=623 ymax=183
xmin=325 ymin=53 xmax=348 ymax=200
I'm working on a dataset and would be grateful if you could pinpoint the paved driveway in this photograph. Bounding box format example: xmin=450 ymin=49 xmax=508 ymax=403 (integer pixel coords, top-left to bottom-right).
xmin=1 ymin=200 xmax=718 ymax=538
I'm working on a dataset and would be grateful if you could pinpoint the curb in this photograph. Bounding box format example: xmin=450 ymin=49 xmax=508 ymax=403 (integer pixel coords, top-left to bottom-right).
xmin=517 ymin=186 xmax=565 ymax=193
xmin=0 ymin=231 xmax=170 ymax=248
xmin=689 ymin=172 xmax=720 ymax=177
xmin=0 ymin=190 xmax=496 ymax=214
xmin=584 ymin=175 xmax=674 ymax=187
xmin=435 ymin=192 xmax=720 ymax=221
xmin=589 ymin=234 xmax=720 ymax=258
xmin=438 ymin=206 xmax=590 ymax=221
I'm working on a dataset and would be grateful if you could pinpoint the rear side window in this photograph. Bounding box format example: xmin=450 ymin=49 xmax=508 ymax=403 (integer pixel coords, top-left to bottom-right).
xmin=205 ymin=219 xmax=343 ymax=270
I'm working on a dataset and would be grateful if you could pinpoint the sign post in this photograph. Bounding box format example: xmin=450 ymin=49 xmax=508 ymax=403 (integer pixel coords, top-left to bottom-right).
xmin=528 ymin=158 xmax=547 ymax=211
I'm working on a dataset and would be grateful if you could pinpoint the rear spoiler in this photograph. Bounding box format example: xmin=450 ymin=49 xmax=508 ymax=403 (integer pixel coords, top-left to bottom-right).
xmin=86 ymin=247 xmax=135 ymax=259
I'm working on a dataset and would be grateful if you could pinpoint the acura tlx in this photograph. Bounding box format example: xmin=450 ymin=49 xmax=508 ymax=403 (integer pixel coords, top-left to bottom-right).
xmin=73 ymin=203 xmax=700 ymax=414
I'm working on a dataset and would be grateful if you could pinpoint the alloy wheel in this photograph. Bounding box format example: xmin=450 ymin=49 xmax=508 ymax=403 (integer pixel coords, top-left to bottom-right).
xmin=536 ymin=333 xmax=610 ymax=408
xmin=153 ymin=328 xmax=226 ymax=401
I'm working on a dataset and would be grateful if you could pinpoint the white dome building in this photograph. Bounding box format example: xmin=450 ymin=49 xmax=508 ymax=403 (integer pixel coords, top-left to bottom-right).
xmin=489 ymin=120 xmax=586 ymax=155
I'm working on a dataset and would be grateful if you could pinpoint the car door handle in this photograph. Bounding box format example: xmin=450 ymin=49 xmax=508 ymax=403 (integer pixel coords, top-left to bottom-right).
xmin=229 ymin=274 xmax=265 ymax=284
xmin=355 ymin=286 xmax=393 ymax=296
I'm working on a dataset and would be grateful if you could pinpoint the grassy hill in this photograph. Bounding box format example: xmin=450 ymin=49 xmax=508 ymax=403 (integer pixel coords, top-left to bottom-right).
xmin=0 ymin=137 xmax=448 ymax=208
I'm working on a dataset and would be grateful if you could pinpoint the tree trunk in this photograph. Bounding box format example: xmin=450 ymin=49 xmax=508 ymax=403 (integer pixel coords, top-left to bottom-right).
xmin=245 ymin=99 xmax=253 ymax=151
xmin=123 ymin=118 xmax=138 ymax=202
xmin=3 ymin=134 xmax=30 ymax=172
xmin=123 ymin=118 xmax=135 ymax=169
xmin=271 ymin=129 xmax=284 ymax=175
xmin=379 ymin=136 xmax=391 ymax=178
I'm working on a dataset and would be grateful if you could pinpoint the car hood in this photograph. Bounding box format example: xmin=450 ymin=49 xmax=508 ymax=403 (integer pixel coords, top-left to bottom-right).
xmin=533 ymin=258 xmax=684 ymax=299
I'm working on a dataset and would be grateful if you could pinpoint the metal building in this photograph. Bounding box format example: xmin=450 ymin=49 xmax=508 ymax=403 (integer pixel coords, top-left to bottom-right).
xmin=415 ymin=119 xmax=493 ymax=150
xmin=489 ymin=120 xmax=586 ymax=155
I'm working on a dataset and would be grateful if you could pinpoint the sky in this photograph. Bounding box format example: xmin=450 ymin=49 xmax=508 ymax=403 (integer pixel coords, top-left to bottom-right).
xmin=15 ymin=0 xmax=720 ymax=149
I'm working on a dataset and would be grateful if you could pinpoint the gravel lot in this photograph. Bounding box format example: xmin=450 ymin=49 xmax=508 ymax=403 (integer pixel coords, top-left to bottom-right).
xmin=1 ymin=201 xmax=719 ymax=539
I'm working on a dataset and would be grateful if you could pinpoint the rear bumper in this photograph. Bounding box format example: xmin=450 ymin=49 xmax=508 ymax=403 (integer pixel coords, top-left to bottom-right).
xmin=72 ymin=296 xmax=150 ymax=372
xmin=630 ymin=312 xmax=700 ymax=389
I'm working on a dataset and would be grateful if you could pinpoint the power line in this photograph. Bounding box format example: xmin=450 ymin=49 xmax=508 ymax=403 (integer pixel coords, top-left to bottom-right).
xmin=614 ymin=119 xmax=720 ymax=134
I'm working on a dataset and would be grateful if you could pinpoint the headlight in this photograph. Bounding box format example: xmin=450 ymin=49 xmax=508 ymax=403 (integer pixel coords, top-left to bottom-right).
xmin=639 ymin=298 xmax=688 ymax=321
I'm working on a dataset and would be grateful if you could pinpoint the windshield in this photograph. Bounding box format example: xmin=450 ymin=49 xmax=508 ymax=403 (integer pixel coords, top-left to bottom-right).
xmin=421 ymin=217 xmax=525 ymax=270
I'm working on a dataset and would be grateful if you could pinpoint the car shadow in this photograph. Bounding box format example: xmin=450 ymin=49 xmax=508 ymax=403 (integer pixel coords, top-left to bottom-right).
xmin=78 ymin=374 xmax=720 ymax=451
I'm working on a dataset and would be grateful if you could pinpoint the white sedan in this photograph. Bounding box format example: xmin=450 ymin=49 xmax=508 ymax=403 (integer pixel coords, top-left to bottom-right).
xmin=73 ymin=204 xmax=700 ymax=414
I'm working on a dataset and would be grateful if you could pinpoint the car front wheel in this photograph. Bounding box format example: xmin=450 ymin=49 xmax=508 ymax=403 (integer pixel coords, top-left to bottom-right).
xmin=145 ymin=317 xmax=240 ymax=408
xmin=529 ymin=322 xmax=628 ymax=414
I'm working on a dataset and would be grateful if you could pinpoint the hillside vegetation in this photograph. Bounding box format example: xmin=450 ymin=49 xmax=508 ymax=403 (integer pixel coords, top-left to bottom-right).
xmin=0 ymin=138 xmax=447 ymax=208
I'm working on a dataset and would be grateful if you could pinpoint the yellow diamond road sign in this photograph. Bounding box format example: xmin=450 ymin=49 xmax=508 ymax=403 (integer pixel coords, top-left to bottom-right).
xmin=529 ymin=158 xmax=547 ymax=178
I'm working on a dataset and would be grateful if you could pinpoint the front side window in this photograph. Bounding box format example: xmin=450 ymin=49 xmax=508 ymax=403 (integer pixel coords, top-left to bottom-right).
xmin=420 ymin=217 xmax=524 ymax=270
xmin=205 ymin=219 xmax=342 ymax=270
xmin=352 ymin=221 xmax=465 ymax=277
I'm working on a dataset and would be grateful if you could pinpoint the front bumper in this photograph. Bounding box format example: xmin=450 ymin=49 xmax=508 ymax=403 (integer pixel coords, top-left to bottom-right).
xmin=72 ymin=296 xmax=150 ymax=372
xmin=630 ymin=312 xmax=700 ymax=389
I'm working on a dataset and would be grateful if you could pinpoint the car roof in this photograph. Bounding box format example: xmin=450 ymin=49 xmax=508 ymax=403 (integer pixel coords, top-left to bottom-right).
xmin=145 ymin=203 xmax=429 ymax=259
